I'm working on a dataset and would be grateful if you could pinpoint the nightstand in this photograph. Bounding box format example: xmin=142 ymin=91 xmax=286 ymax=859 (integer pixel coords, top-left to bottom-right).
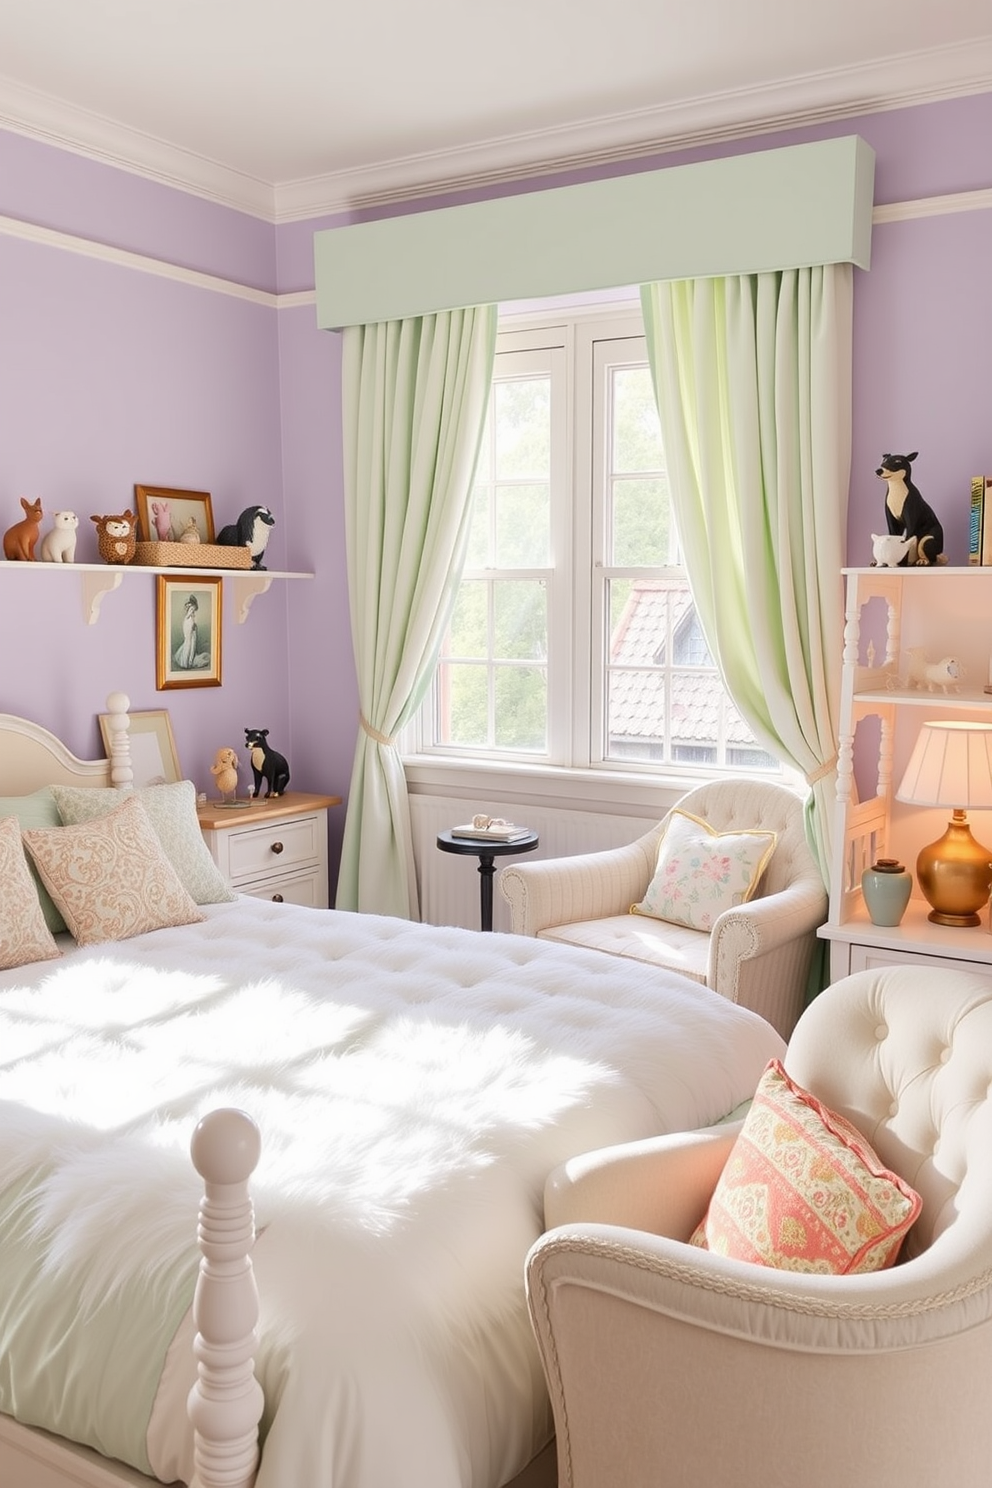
xmin=197 ymin=791 xmax=341 ymax=907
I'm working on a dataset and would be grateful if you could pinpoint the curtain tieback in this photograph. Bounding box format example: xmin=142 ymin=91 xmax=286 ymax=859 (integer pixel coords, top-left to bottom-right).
xmin=359 ymin=712 xmax=396 ymax=747
xmin=805 ymin=753 xmax=838 ymax=786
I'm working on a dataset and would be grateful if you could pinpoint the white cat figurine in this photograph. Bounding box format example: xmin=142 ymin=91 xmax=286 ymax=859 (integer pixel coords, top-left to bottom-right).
xmin=39 ymin=510 xmax=79 ymax=563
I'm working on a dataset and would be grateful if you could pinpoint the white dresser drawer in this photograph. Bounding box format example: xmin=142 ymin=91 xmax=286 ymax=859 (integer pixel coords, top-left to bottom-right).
xmin=238 ymin=867 xmax=325 ymax=907
xmin=225 ymin=814 xmax=321 ymax=880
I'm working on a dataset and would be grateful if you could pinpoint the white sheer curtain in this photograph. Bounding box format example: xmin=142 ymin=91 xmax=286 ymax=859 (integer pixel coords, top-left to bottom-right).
xmin=640 ymin=266 xmax=853 ymax=884
xmin=336 ymin=306 xmax=497 ymax=918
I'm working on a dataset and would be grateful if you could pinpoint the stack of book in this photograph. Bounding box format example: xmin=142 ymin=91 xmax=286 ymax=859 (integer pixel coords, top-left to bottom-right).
xmin=969 ymin=477 xmax=992 ymax=565
xmin=450 ymin=821 xmax=530 ymax=842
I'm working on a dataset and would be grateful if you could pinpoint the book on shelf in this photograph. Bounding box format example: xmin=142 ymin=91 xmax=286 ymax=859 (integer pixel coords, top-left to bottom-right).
xmin=450 ymin=823 xmax=531 ymax=842
xmin=968 ymin=477 xmax=992 ymax=565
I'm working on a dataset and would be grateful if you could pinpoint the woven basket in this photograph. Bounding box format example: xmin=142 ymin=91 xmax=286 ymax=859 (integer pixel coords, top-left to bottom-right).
xmin=132 ymin=541 xmax=252 ymax=570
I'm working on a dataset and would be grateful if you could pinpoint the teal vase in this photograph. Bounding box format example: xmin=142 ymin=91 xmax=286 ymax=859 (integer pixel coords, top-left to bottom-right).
xmin=861 ymin=858 xmax=913 ymax=927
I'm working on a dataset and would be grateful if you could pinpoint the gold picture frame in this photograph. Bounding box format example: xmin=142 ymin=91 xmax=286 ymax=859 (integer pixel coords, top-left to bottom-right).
xmin=156 ymin=574 xmax=223 ymax=690
xmin=99 ymin=708 xmax=182 ymax=786
xmin=134 ymin=485 xmax=215 ymax=544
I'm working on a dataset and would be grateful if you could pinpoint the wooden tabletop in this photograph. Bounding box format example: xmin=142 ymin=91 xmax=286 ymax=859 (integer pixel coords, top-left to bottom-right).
xmin=196 ymin=790 xmax=341 ymax=829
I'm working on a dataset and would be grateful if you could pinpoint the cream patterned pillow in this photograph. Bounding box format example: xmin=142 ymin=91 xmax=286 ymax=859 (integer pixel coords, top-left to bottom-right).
xmin=631 ymin=808 xmax=777 ymax=932
xmin=0 ymin=814 xmax=61 ymax=969
xmin=23 ymin=794 xmax=205 ymax=947
xmin=51 ymin=780 xmax=234 ymax=905
xmin=0 ymin=787 xmax=67 ymax=933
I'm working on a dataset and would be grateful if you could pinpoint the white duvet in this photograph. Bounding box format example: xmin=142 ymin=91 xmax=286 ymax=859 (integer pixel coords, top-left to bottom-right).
xmin=0 ymin=899 xmax=783 ymax=1487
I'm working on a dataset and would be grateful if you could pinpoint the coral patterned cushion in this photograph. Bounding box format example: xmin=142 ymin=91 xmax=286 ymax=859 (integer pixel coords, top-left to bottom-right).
xmin=631 ymin=808 xmax=776 ymax=932
xmin=0 ymin=814 xmax=61 ymax=970
xmin=22 ymin=794 xmax=205 ymax=948
xmin=690 ymin=1060 xmax=922 ymax=1273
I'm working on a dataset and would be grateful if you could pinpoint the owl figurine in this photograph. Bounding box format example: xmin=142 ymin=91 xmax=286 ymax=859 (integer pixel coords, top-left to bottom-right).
xmin=91 ymin=510 xmax=137 ymax=565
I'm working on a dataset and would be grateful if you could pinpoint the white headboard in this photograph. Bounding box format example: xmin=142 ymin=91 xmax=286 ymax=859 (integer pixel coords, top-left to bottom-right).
xmin=0 ymin=692 xmax=133 ymax=794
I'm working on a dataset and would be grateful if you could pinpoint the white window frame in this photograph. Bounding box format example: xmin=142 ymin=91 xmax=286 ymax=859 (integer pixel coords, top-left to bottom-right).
xmin=405 ymin=298 xmax=791 ymax=807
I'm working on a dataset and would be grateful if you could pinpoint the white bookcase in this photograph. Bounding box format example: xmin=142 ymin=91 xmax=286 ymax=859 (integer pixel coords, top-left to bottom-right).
xmin=820 ymin=566 xmax=992 ymax=982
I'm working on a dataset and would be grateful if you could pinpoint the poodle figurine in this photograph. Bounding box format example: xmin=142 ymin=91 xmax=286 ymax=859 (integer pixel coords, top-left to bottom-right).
xmin=876 ymin=452 xmax=946 ymax=566
xmin=210 ymin=746 xmax=240 ymax=802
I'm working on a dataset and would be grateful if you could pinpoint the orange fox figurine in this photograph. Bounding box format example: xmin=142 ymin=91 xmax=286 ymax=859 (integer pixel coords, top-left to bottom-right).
xmin=3 ymin=497 xmax=44 ymax=561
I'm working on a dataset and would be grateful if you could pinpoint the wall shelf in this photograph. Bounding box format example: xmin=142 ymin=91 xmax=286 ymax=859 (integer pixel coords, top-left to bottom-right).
xmin=0 ymin=560 xmax=314 ymax=624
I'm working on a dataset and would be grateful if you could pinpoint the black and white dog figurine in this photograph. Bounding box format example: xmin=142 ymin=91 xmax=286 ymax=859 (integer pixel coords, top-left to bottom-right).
xmin=876 ymin=452 xmax=945 ymax=566
xmin=217 ymin=505 xmax=275 ymax=570
xmin=244 ymin=728 xmax=290 ymax=798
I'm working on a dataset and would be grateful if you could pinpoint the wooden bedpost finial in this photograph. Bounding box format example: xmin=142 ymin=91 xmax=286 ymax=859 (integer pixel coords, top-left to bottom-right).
xmin=103 ymin=691 xmax=133 ymax=789
xmin=187 ymin=1108 xmax=263 ymax=1488
xmin=190 ymin=1106 xmax=261 ymax=1187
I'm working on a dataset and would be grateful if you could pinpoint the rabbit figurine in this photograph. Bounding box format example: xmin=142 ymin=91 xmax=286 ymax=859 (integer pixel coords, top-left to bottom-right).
xmin=3 ymin=497 xmax=44 ymax=561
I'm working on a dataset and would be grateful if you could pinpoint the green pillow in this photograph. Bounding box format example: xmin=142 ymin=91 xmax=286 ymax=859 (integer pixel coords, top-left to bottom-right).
xmin=0 ymin=787 xmax=67 ymax=933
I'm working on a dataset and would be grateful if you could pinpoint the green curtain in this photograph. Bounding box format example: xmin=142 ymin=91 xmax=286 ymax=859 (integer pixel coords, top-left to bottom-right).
xmin=336 ymin=306 xmax=498 ymax=918
xmin=639 ymin=266 xmax=853 ymax=887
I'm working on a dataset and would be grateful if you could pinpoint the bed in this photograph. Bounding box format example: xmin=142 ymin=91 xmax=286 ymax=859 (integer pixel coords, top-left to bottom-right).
xmin=0 ymin=696 xmax=786 ymax=1488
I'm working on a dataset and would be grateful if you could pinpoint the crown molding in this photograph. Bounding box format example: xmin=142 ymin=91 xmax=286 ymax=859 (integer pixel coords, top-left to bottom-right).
xmin=1 ymin=39 xmax=991 ymax=226
xmin=0 ymin=74 xmax=276 ymax=220
xmin=275 ymin=39 xmax=992 ymax=222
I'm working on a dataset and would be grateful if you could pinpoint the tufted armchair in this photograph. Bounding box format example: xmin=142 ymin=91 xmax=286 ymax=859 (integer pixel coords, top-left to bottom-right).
xmin=526 ymin=964 xmax=992 ymax=1488
xmin=500 ymin=779 xmax=826 ymax=1039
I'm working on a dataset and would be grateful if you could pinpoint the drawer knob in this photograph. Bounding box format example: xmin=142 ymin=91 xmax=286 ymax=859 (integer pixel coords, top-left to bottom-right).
xmin=272 ymin=893 xmax=284 ymax=903
xmin=270 ymin=840 xmax=284 ymax=855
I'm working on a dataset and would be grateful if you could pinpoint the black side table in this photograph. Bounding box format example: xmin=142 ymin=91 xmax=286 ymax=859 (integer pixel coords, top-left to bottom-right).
xmin=436 ymin=830 xmax=539 ymax=931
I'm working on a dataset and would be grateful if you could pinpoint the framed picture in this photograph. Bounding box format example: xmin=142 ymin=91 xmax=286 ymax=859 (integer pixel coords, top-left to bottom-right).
xmin=156 ymin=574 xmax=223 ymax=690
xmin=134 ymin=485 xmax=215 ymax=544
xmin=99 ymin=709 xmax=182 ymax=786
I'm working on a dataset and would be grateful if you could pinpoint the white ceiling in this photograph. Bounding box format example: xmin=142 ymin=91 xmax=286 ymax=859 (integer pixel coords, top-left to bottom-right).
xmin=1 ymin=1 xmax=991 ymax=219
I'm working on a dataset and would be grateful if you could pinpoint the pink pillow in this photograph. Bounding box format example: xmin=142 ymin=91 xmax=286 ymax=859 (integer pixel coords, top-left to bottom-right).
xmin=691 ymin=1060 xmax=922 ymax=1274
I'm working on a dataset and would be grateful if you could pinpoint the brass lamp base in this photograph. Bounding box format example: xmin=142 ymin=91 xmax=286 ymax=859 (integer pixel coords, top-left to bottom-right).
xmin=916 ymin=811 xmax=992 ymax=927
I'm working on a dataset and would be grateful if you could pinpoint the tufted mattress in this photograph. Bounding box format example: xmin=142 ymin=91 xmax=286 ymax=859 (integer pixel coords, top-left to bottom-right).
xmin=0 ymin=897 xmax=783 ymax=1487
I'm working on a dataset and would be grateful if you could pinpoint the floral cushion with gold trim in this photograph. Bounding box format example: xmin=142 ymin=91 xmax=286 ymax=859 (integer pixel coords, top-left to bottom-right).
xmin=690 ymin=1060 xmax=922 ymax=1273
xmin=23 ymin=794 xmax=205 ymax=948
xmin=0 ymin=814 xmax=61 ymax=970
xmin=631 ymin=808 xmax=777 ymax=932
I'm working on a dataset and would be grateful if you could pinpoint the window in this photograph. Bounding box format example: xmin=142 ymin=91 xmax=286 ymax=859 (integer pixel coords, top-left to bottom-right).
xmin=423 ymin=308 xmax=778 ymax=778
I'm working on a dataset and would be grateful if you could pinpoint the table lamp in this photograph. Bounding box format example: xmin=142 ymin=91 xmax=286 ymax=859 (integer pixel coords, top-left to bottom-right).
xmin=895 ymin=720 xmax=992 ymax=926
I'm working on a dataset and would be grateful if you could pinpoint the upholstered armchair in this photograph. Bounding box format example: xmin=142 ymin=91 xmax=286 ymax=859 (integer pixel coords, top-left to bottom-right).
xmin=526 ymin=964 xmax=992 ymax=1488
xmin=500 ymin=779 xmax=826 ymax=1038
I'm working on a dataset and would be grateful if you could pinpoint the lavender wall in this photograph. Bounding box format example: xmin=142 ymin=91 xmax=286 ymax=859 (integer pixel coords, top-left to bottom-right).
xmin=1 ymin=90 xmax=990 ymax=891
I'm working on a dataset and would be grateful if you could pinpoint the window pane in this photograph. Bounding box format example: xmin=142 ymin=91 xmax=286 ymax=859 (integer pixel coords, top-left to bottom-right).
xmin=612 ymin=367 xmax=664 ymax=473
xmin=494 ymin=579 xmax=546 ymax=659
xmin=496 ymin=482 xmax=550 ymax=567
xmin=465 ymin=481 xmax=490 ymax=568
xmin=494 ymin=378 xmax=550 ymax=480
xmin=446 ymin=581 xmax=487 ymax=658
xmin=612 ymin=476 xmax=671 ymax=567
xmin=437 ymin=662 xmax=488 ymax=747
xmin=495 ymin=666 xmax=547 ymax=751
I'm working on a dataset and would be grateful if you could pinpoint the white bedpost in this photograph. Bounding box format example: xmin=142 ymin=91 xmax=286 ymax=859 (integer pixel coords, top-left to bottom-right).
xmin=102 ymin=691 xmax=133 ymax=788
xmin=188 ymin=1108 xmax=264 ymax=1488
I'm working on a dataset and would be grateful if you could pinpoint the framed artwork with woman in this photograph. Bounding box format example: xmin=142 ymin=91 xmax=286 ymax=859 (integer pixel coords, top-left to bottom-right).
xmin=156 ymin=575 xmax=222 ymax=689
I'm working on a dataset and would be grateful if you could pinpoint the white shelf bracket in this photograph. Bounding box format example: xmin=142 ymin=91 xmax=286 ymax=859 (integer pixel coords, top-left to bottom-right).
xmin=81 ymin=568 xmax=123 ymax=624
xmin=232 ymin=573 xmax=274 ymax=623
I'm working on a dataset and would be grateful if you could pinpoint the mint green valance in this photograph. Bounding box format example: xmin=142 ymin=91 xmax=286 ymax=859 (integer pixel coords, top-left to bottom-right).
xmin=315 ymin=136 xmax=874 ymax=330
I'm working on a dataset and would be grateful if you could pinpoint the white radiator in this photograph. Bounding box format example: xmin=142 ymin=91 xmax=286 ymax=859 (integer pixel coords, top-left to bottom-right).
xmin=411 ymin=793 xmax=657 ymax=932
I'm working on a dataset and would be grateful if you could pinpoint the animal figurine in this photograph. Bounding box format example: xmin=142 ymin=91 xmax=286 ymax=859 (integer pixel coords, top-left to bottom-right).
xmin=91 ymin=510 xmax=138 ymax=565
xmin=244 ymin=727 xmax=290 ymax=798
xmin=217 ymin=505 xmax=275 ymax=570
xmin=3 ymin=497 xmax=44 ymax=561
xmin=876 ymin=452 xmax=946 ymax=566
xmin=870 ymin=532 xmax=917 ymax=568
xmin=39 ymin=510 xmax=79 ymax=563
xmin=150 ymin=500 xmax=173 ymax=541
xmin=906 ymin=648 xmax=963 ymax=694
xmin=210 ymin=746 xmax=240 ymax=802
xmin=178 ymin=516 xmax=201 ymax=543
